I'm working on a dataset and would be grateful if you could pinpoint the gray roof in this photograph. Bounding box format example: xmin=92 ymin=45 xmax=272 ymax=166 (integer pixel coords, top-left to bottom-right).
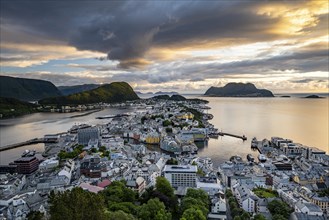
xmin=296 ymin=201 xmax=322 ymax=213
xmin=163 ymin=165 xmax=197 ymax=173
xmin=290 ymin=212 xmax=326 ymax=220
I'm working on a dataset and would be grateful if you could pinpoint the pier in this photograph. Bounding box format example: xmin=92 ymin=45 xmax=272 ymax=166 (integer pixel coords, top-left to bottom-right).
xmin=96 ymin=113 xmax=130 ymax=119
xmin=217 ymin=132 xmax=247 ymax=141
xmin=0 ymin=138 xmax=57 ymax=152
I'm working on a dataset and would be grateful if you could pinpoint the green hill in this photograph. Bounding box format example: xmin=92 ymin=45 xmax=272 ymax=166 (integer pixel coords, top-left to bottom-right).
xmin=40 ymin=82 xmax=139 ymax=105
xmin=0 ymin=75 xmax=62 ymax=101
xmin=0 ymin=97 xmax=38 ymax=118
xmin=58 ymin=84 xmax=100 ymax=95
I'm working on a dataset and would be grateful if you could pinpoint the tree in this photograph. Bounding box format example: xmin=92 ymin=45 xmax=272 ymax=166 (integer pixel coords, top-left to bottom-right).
xmin=138 ymin=198 xmax=171 ymax=220
xmin=166 ymin=127 xmax=173 ymax=133
xmin=241 ymin=212 xmax=250 ymax=220
xmin=99 ymin=146 xmax=106 ymax=152
xmin=231 ymin=208 xmax=244 ymax=218
xmin=272 ymin=214 xmax=287 ymax=220
xmin=106 ymin=210 xmax=136 ymax=220
xmin=102 ymin=181 xmax=137 ymax=204
xmin=166 ymin=158 xmax=178 ymax=165
xmin=233 ymin=217 xmax=241 ymax=220
xmin=181 ymin=208 xmax=206 ymax=220
xmin=225 ymin=189 xmax=233 ymax=198
xmin=49 ymin=188 xmax=106 ymax=220
xmin=108 ymin=202 xmax=138 ymax=216
xmin=185 ymin=188 xmax=209 ymax=207
xmin=268 ymin=200 xmax=292 ymax=218
xmin=228 ymin=197 xmax=236 ymax=204
xmin=229 ymin=201 xmax=237 ymax=210
xmin=253 ymin=214 xmax=266 ymax=220
xmin=155 ymin=177 xmax=174 ymax=198
xmin=27 ymin=211 xmax=44 ymax=220
xmin=180 ymin=198 xmax=208 ymax=216
xmin=162 ymin=120 xmax=172 ymax=127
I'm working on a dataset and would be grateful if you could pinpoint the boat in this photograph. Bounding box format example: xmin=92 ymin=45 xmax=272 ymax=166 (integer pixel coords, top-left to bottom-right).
xmin=22 ymin=149 xmax=36 ymax=157
xmin=251 ymin=137 xmax=258 ymax=148
xmin=247 ymin=154 xmax=255 ymax=162
xmin=258 ymin=154 xmax=267 ymax=163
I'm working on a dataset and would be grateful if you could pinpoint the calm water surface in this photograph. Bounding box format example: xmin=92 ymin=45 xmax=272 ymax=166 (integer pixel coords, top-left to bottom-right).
xmin=0 ymin=97 xmax=328 ymax=166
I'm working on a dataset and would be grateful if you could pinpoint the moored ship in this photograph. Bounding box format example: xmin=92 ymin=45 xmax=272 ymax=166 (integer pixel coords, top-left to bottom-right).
xmin=258 ymin=154 xmax=267 ymax=163
xmin=247 ymin=154 xmax=255 ymax=162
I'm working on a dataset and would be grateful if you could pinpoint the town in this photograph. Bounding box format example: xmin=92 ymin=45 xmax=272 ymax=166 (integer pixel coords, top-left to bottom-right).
xmin=0 ymin=98 xmax=328 ymax=220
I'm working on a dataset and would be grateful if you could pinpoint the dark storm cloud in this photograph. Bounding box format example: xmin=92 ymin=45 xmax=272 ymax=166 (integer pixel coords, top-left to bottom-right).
xmin=0 ymin=0 xmax=293 ymax=68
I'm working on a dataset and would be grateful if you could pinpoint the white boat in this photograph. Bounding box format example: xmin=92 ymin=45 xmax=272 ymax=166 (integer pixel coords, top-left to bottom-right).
xmin=258 ymin=154 xmax=267 ymax=163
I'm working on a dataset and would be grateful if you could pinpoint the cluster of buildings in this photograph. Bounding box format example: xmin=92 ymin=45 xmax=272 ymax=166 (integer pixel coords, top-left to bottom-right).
xmin=0 ymin=96 xmax=328 ymax=220
xmin=0 ymin=98 xmax=227 ymax=219
xmin=220 ymin=137 xmax=329 ymax=219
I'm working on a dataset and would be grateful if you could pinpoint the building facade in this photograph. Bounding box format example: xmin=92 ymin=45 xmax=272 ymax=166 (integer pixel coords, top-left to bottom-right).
xmin=163 ymin=165 xmax=197 ymax=188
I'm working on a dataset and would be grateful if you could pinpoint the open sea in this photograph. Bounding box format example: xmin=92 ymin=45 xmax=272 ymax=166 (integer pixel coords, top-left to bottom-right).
xmin=1 ymin=94 xmax=328 ymax=166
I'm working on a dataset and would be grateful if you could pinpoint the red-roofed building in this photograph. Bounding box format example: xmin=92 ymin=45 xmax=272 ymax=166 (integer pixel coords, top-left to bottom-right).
xmin=79 ymin=183 xmax=104 ymax=193
xmin=97 ymin=179 xmax=111 ymax=188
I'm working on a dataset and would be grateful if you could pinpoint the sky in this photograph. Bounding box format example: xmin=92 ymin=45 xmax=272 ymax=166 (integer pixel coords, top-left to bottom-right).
xmin=0 ymin=0 xmax=328 ymax=93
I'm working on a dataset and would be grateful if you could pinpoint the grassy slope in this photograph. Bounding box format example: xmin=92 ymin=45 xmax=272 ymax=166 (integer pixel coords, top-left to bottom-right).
xmin=40 ymin=82 xmax=139 ymax=105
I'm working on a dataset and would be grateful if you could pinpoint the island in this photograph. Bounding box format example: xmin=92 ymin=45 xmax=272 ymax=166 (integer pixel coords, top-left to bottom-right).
xmin=204 ymin=82 xmax=274 ymax=97
xmin=303 ymin=95 xmax=324 ymax=99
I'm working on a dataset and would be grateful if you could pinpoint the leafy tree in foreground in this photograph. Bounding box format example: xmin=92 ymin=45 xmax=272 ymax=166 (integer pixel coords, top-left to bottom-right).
xmin=27 ymin=211 xmax=44 ymax=220
xmin=231 ymin=208 xmax=244 ymax=218
xmin=155 ymin=177 xmax=174 ymax=198
xmin=185 ymin=188 xmax=209 ymax=207
xmin=106 ymin=210 xmax=136 ymax=220
xmin=49 ymin=188 xmax=106 ymax=220
xmin=180 ymin=208 xmax=206 ymax=220
xmin=138 ymin=198 xmax=171 ymax=220
xmin=180 ymin=198 xmax=208 ymax=216
xmin=108 ymin=202 xmax=138 ymax=216
xmin=102 ymin=181 xmax=137 ymax=204
xmin=241 ymin=212 xmax=250 ymax=220
xmin=267 ymin=200 xmax=292 ymax=218
xmin=272 ymin=214 xmax=287 ymax=220
xmin=253 ymin=214 xmax=267 ymax=220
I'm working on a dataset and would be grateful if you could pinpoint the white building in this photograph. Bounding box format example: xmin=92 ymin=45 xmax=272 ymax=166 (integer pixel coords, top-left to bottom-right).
xmin=295 ymin=201 xmax=324 ymax=216
xmin=208 ymin=196 xmax=227 ymax=220
xmin=233 ymin=184 xmax=258 ymax=213
xmin=39 ymin=158 xmax=59 ymax=170
xmin=163 ymin=165 xmax=197 ymax=188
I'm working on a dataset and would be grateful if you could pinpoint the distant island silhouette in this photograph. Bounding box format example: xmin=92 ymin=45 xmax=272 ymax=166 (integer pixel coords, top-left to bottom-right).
xmin=204 ymin=83 xmax=274 ymax=97
xmin=303 ymin=95 xmax=324 ymax=99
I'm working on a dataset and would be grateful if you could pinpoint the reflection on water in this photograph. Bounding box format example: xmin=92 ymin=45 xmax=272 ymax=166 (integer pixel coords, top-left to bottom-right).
xmin=0 ymin=97 xmax=328 ymax=166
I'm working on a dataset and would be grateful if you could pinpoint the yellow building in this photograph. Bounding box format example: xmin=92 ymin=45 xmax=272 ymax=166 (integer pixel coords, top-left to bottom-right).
xmin=176 ymin=112 xmax=194 ymax=120
xmin=145 ymin=132 xmax=160 ymax=144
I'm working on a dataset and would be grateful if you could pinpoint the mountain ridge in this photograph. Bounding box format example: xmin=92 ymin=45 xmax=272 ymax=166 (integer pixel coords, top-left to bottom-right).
xmin=58 ymin=84 xmax=100 ymax=95
xmin=0 ymin=75 xmax=62 ymax=101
